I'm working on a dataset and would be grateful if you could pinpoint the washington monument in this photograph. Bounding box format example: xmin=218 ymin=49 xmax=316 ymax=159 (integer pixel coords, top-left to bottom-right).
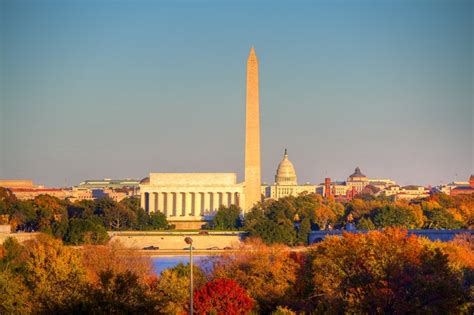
xmin=244 ymin=47 xmax=261 ymax=211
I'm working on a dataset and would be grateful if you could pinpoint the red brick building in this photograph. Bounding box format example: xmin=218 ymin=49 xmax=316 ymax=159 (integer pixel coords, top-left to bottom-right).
xmin=450 ymin=175 xmax=474 ymax=196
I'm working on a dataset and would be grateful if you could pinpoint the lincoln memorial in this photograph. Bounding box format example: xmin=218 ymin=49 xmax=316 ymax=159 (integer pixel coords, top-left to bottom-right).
xmin=140 ymin=173 xmax=244 ymax=228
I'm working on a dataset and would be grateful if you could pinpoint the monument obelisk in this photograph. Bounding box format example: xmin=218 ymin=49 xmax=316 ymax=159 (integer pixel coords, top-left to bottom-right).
xmin=244 ymin=47 xmax=261 ymax=211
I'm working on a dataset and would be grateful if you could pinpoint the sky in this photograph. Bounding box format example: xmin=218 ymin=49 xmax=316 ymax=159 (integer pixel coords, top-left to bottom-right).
xmin=1 ymin=0 xmax=472 ymax=187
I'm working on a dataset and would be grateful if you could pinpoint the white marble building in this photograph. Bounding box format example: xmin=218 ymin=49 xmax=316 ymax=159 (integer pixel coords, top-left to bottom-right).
xmin=139 ymin=173 xmax=244 ymax=226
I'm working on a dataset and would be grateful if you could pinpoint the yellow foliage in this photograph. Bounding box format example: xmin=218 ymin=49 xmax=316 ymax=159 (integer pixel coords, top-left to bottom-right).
xmin=81 ymin=240 xmax=154 ymax=285
xmin=23 ymin=234 xmax=86 ymax=312
xmin=211 ymin=238 xmax=299 ymax=311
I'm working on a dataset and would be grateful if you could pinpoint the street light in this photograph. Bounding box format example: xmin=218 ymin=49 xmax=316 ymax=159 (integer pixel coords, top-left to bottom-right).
xmin=184 ymin=236 xmax=193 ymax=314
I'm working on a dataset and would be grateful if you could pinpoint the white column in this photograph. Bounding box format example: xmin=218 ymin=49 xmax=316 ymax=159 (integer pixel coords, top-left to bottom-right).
xmin=203 ymin=192 xmax=210 ymax=214
xmin=222 ymin=192 xmax=229 ymax=207
xmin=167 ymin=192 xmax=174 ymax=217
xmin=229 ymin=192 xmax=235 ymax=205
xmin=212 ymin=192 xmax=219 ymax=212
xmin=176 ymin=193 xmax=183 ymax=216
xmin=149 ymin=192 xmax=156 ymax=213
xmin=185 ymin=193 xmax=193 ymax=217
xmin=140 ymin=192 xmax=146 ymax=210
xmin=174 ymin=193 xmax=183 ymax=216
xmin=195 ymin=192 xmax=202 ymax=216
xmin=235 ymin=193 xmax=240 ymax=207
xmin=158 ymin=192 xmax=165 ymax=214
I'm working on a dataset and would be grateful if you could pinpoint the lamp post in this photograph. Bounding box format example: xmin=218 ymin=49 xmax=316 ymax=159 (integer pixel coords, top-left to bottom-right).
xmin=184 ymin=236 xmax=193 ymax=314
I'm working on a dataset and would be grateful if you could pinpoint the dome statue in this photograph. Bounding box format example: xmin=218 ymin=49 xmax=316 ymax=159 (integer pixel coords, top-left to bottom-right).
xmin=275 ymin=149 xmax=298 ymax=186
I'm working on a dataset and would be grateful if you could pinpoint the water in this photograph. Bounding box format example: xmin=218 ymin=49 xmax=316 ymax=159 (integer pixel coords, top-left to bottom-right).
xmin=152 ymin=255 xmax=210 ymax=274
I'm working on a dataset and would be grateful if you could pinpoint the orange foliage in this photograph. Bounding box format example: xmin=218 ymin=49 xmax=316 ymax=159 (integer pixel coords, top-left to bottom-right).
xmin=210 ymin=238 xmax=299 ymax=312
xmin=81 ymin=241 xmax=154 ymax=285
xmin=309 ymin=228 xmax=471 ymax=313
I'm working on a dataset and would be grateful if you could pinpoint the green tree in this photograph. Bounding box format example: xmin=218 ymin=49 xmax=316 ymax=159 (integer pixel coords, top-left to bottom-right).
xmin=210 ymin=204 xmax=242 ymax=230
xmin=64 ymin=217 xmax=109 ymax=245
xmin=95 ymin=197 xmax=137 ymax=230
xmin=356 ymin=217 xmax=376 ymax=230
xmin=296 ymin=217 xmax=311 ymax=245
xmin=67 ymin=200 xmax=96 ymax=219
xmin=372 ymin=205 xmax=418 ymax=228
xmin=424 ymin=208 xmax=464 ymax=229
xmin=147 ymin=211 xmax=169 ymax=230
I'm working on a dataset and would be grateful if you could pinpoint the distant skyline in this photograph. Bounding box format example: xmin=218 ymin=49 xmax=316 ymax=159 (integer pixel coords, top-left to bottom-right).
xmin=1 ymin=0 xmax=472 ymax=187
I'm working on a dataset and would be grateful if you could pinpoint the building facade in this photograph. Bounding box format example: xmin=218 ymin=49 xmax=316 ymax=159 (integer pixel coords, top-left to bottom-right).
xmin=450 ymin=175 xmax=474 ymax=196
xmin=262 ymin=150 xmax=316 ymax=199
xmin=139 ymin=173 xmax=243 ymax=228
xmin=318 ymin=168 xmax=397 ymax=200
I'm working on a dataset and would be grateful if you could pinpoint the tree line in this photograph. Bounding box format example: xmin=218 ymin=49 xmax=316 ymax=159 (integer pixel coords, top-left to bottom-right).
xmin=1 ymin=186 xmax=473 ymax=247
xmin=208 ymin=192 xmax=473 ymax=246
xmin=0 ymin=188 xmax=170 ymax=245
xmin=1 ymin=229 xmax=472 ymax=314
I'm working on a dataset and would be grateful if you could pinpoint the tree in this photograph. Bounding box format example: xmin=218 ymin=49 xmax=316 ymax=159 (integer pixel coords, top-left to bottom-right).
xmin=210 ymin=205 xmax=242 ymax=230
xmin=155 ymin=262 xmax=207 ymax=314
xmin=272 ymin=306 xmax=297 ymax=315
xmin=22 ymin=234 xmax=87 ymax=313
xmin=32 ymin=195 xmax=68 ymax=233
xmin=147 ymin=211 xmax=169 ymax=230
xmin=0 ymin=269 xmax=31 ymax=314
xmin=64 ymin=217 xmax=109 ymax=245
xmin=372 ymin=205 xmax=418 ymax=228
xmin=81 ymin=242 xmax=154 ymax=285
xmin=309 ymin=228 xmax=469 ymax=313
xmin=82 ymin=269 xmax=156 ymax=314
xmin=423 ymin=207 xmax=464 ymax=229
xmin=356 ymin=217 xmax=376 ymax=230
xmin=296 ymin=217 xmax=311 ymax=245
xmin=312 ymin=204 xmax=336 ymax=230
xmin=95 ymin=197 xmax=137 ymax=230
xmin=194 ymin=278 xmax=253 ymax=314
xmin=247 ymin=217 xmax=296 ymax=245
xmin=211 ymin=239 xmax=299 ymax=313
xmin=67 ymin=200 xmax=95 ymax=219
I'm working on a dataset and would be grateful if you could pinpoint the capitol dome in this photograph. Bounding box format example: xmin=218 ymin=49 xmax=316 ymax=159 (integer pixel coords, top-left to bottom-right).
xmin=275 ymin=149 xmax=298 ymax=185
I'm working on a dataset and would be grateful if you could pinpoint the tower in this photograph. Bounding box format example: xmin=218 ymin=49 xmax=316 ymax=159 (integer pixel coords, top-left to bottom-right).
xmin=244 ymin=47 xmax=261 ymax=211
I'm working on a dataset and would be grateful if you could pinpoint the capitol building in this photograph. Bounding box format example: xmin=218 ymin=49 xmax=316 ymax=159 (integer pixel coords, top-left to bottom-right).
xmin=261 ymin=150 xmax=316 ymax=199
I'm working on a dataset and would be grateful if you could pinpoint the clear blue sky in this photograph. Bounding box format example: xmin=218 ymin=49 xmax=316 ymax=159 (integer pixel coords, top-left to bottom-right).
xmin=1 ymin=0 xmax=472 ymax=187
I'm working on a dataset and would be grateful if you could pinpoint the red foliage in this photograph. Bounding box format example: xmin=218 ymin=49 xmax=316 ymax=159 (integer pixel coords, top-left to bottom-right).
xmin=194 ymin=278 xmax=253 ymax=315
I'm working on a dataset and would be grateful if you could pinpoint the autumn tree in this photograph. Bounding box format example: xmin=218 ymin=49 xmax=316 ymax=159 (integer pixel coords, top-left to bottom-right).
xmin=81 ymin=269 xmax=157 ymax=314
xmin=309 ymin=228 xmax=469 ymax=313
xmin=22 ymin=234 xmax=87 ymax=313
xmin=0 ymin=269 xmax=31 ymax=314
xmin=80 ymin=242 xmax=154 ymax=285
xmin=155 ymin=262 xmax=207 ymax=314
xmin=194 ymin=278 xmax=253 ymax=314
xmin=210 ymin=239 xmax=299 ymax=313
